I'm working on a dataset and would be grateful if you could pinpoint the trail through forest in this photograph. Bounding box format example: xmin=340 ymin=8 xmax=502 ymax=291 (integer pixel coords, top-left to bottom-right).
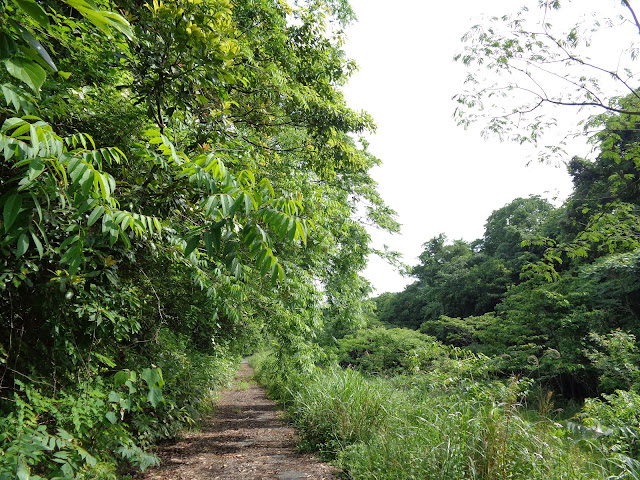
xmin=139 ymin=360 xmax=338 ymax=480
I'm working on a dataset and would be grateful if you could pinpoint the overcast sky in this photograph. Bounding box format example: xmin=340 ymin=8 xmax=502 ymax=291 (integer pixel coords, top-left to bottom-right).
xmin=340 ymin=0 xmax=632 ymax=294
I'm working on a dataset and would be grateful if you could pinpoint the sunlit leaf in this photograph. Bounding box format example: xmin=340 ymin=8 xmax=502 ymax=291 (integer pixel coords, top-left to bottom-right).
xmin=147 ymin=386 xmax=164 ymax=407
xmin=105 ymin=411 xmax=117 ymax=424
xmin=9 ymin=19 xmax=57 ymax=71
xmin=5 ymin=56 xmax=46 ymax=92
xmin=87 ymin=205 xmax=104 ymax=226
xmin=10 ymin=0 xmax=50 ymax=29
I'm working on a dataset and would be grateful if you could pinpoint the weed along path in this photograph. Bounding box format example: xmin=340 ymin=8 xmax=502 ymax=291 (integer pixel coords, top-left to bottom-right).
xmin=140 ymin=359 xmax=338 ymax=480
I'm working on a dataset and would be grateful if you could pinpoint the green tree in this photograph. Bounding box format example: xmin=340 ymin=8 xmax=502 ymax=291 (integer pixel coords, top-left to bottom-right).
xmin=378 ymin=197 xmax=554 ymax=331
xmin=0 ymin=0 xmax=398 ymax=476
xmin=482 ymin=196 xmax=554 ymax=262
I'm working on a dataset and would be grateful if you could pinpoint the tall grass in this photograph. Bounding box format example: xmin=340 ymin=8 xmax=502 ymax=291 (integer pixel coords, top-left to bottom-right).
xmin=289 ymin=367 xmax=396 ymax=455
xmin=252 ymin=352 xmax=624 ymax=479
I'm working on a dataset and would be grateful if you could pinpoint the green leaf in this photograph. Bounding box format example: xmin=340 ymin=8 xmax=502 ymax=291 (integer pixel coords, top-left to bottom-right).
xmin=287 ymin=218 xmax=296 ymax=242
xmin=16 ymin=464 xmax=30 ymax=480
xmin=113 ymin=370 xmax=129 ymax=386
xmin=80 ymin=198 xmax=97 ymax=219
xmin=95 ymin=172 xmax=111 ymax=200
xmin=119 ymin=212 xmax=131 ymax=231
xmin=29 ymin=124 xmax=39 ymax=151
xmin=77 ymin=446 xmax=97 ymax=467
xmin=5 ymin=56 xmax=46 ymax=92
xmin=27 ymin=156 xmax=45 ymax=182
xmin=1 ymin=83 xmax=36 ymax=114
xmin=10 ymin=0 xmax=50 ymax=29
xmin=64 ymin=0 xmax=133 ymax=40
xmin=260 ymin=254 xmax=273 ymax=276
xmin=100 ymin=11 xmax=134 ymax=40
xmin=184 ymin=235 xmax=200 ymax=257
xmin=0 ymin=32 xmax=18 ymax=60
xmin=67 ymin=155 xmax=84 ymax=179
xmin=212 ymin=226 xmax=222 ymax=252
xmin=141 ymin=367 xmax=161 ymax=388
xmin=3 ymin=193 xmax=23 ymax=232
xmin=249 ymin=239 xmax=262 ymax=258
xmin=107 ymin=391 xmax=121 ymax=403
xmin=231 ymin=257 xmax=241 ymax=278
xmin=109 ymin=225 xmax=118 ymax=245
xmin=10 ymin=120 xmax=31 ymax=138
xmin=60 ymin=243 xmax=80 ymax=264
xmin=228 ymin=194 xmax=244 ymax=218
xmin=296 ymin=220 xmax=306 ymax=245
xmin=16 ymin=233 xmax=29 ymax=257
xmin=9 ymin=19 xmax=57 ymax=72
xmin=220 ymin=195 xmax=231 ymax=216
xmin=203 ymin=231 xmax=213 ymax=257
xmin=60 ymin=234 xmax=79 ymax=250
xmin=271 ymin=263 xmax=284 ymax=284
xmin=57 ymin=428 xmax=73 ymax=441
xmin=69 ymin=254 xmax=82 ymax=275
xmin=147 ymin=386 xmax=164 ymax=407
xmin=256 ymin=247 xmax=268 ymax=270
xmin=243 ymin=192 xmax=254 ymax=215
xmin=87 ymin=205 xmax=104 ymax=226
xmin=28 ymin=193 xmax=42 ymax=222
xmin=30 ymin=230 xmax=43 ymax=257
xmin=105 ymin=411 xmax=117 ymax=424
xmin=79 ymin=168 xmax=94 ymax=195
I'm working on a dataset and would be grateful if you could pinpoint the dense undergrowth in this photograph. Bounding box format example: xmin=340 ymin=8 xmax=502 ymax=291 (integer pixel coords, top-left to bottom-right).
xmin=252 ymin=329 xmax=640 ymax=480
xmin=1 ymin=331 xmax=238 ymax=480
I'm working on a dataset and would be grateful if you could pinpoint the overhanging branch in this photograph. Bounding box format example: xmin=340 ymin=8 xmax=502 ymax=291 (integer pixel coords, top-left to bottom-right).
xmin=622 ymin=0 xmax=640 ymax=35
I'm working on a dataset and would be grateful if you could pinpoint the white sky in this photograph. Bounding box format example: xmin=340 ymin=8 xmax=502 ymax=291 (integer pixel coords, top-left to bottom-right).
xmin=341 ymin=0 xmax=635 ymax=294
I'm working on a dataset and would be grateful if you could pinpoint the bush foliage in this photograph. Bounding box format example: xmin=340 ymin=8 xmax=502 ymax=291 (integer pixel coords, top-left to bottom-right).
xmin=253 ymin=346 xmax=633 ymax=480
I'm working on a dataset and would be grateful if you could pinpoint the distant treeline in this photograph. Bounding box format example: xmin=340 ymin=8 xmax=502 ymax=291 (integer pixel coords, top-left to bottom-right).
xmin=374 ymin=126 xmax=640 ymax=399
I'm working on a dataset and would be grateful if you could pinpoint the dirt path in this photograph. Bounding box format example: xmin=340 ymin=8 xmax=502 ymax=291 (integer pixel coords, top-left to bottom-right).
xmin=140 ymin=360 xmax=338 ymax=480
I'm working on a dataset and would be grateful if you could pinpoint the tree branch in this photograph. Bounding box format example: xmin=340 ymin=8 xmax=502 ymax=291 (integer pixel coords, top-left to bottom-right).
xmin=542 ymin=31 xmax=640 ymax=104
xmin=622 ymin=0 xmax=640 ymax=35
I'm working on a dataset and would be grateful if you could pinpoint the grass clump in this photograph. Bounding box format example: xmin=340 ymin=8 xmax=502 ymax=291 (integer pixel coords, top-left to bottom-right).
xmin=290 ymin=367 xmax=395 ymax=455
xmin=253 ymin=344 xmax=627 ymax=480
xmin=339 ymin=376 xmax=608 ymax=479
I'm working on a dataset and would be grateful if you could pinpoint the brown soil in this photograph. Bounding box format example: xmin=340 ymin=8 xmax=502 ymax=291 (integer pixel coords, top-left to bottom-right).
xmin=139 ymin=360 xmax=339 ymax=480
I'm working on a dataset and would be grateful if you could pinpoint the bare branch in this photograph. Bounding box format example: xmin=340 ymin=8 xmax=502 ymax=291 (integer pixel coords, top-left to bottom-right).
xmin=543 ymin=31 xmax=640 ymax=104
xmin=622 ymin=0 xmax=640 ymax=35
xmin=511 ymin=59 xmax=605 ymax=106
xmin=538 ymin=98 xmax=640 ymax=115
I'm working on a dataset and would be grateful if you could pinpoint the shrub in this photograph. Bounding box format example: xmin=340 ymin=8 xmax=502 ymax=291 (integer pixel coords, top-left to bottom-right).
xmin=0 ymin=331 xmax=239 ymax=479
xmin=336 ymin=327 xmax=446 ymax=375
xmin=578 ymin=389 xmax=640 ymax=459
